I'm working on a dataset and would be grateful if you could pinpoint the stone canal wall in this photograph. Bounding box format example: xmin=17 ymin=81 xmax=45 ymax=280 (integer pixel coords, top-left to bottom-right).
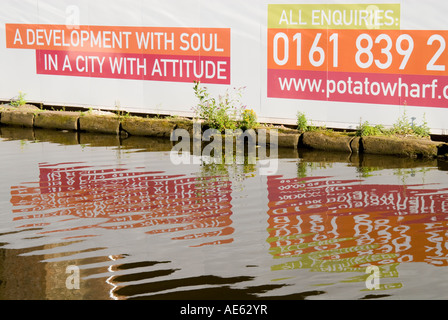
xmin=1 ymin=104 xmax=448 ymax=159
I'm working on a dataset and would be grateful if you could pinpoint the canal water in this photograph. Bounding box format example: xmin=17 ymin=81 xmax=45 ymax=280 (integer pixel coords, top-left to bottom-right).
xmin=1 ymin=127 xmax=448 ymax=300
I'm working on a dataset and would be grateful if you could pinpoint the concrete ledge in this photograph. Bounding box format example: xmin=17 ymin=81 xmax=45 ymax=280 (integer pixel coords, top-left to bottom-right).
xmin=34 ymin=111 xmax=79 ymax=131
xmin=300 ymin=131 xmax=353 ymax=153
xmin=172 ymin=119 xmax=195 ymax=135
xmin=121 ymin=117 xmax=176 ymax=137
xmin=1 ymin=107 xmax=448 ymax=161
xmin=79 ymin=114 xmax=120 ymax=134
xmin=361 ymin=135 xmax=441 ymax=158
xmin=256 ymin=127 xmax=300 ymax=149
xmin=0 ymin=110 xmax=35 ymax=127
xmin=350 ymin=137 xmax=361 ymax=154
xmin=277 ymin=133 xmax=300 ymax=149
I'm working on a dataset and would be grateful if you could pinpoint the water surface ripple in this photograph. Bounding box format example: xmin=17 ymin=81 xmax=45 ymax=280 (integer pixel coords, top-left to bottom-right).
xmin=1 ymin=128 xmax=448 ymax=300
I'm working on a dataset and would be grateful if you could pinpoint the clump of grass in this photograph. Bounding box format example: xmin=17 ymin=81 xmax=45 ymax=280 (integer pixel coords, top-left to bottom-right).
xmin=193 ymin=81 xmax=239 ymax=131
xmin=10 ymin=91 xmax=27 ymax=107
xmin=193 ymin=81 xmax=258 ymax=132
xmin=390 ymin=109 xmax=413 ymax=136
xmin=411 ymin=114 xmax=431 ymax=137
xmin=356 ymin=111 xmax=431 ymax=138
xmin=296 ymin=111 xmax=317 ymax=133
xmin=114 ymin=100 xmax=131 ymax=122
xmin=239 ymin=108 xmax=258 ymax=130
xmin=356 ymin=121 xmax=385 ymax=137
xmin=390 ymin=110 xmax=430 ymax=137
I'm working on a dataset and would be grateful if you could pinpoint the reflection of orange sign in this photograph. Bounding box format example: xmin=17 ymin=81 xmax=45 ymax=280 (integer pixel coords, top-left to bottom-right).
xmin=267 ymin=175 xmax=448 ymax=269
xmin=10 ymin=162 xmax=234 ymax=247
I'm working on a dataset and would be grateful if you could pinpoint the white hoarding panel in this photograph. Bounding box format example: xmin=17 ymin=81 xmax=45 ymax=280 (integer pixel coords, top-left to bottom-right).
xmin=1 ymin=0 xmax=448 ymax=134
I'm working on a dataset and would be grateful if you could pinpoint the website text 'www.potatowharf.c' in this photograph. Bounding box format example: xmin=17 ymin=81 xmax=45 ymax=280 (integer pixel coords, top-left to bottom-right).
xmin=271 ymin=70 xmax=448 ymax=107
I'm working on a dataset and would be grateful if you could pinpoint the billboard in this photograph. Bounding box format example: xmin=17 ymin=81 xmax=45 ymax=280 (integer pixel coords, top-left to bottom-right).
xmin=1 ymin=0 xmax=448 ymax=134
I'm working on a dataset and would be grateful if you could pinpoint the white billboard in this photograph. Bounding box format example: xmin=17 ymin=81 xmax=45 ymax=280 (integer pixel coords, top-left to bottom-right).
xmin=1 ymin=0 xmax=448 ymax=134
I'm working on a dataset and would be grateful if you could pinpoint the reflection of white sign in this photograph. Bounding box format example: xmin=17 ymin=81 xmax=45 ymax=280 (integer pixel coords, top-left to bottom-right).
xmin=170 ymin=126 xmax=279 ymax=175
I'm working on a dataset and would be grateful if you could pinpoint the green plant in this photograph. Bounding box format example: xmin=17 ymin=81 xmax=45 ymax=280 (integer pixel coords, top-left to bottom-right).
xmin=411 ymin=113 xmax=431 ymax=137
xmin=296 ymin=111 xmax=317 ymax=132
xmin=390 ymin=110 xmax=431 ymax=137
xmin=10 ymin=91 xmax=27 ymax=107
xmin=356 ymin=121 xmax=385 ymax=136
xmin=193 ymin=81 xmax=248 ymax=132
xmin=239 ymin=108 xmax=258 ymax=130
xmin=391 ymin=109 xmax=413 ymax=135
xmin=114 ymin=100 xmax=130 ymax=121
xmin=297 ymin=112 xmax=308 ymax=132
xmin=356 ymin=111 xmax=431 ymax=138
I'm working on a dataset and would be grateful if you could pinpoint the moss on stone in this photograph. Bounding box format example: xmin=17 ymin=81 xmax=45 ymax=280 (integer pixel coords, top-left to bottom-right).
xmin=34 ymin=111 xmax=79 ymax=131
xmin=79 ymin=114 xmax=120 ymax=134
xmin=1 ymin=107 xmax=447 ymax=160
xmin=0 ymin=110 xmax=35 ymax=127
xmin=300 ymin=131 xmax=353 ymax=153
xmin=361 ymin=135 xmax=440 ymax=158
xmin=121 ymin=117 xmax=176 ymax=137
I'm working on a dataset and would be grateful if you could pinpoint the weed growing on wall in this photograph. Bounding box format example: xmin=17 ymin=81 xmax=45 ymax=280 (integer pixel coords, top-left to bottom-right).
xmin=391 ymin=109 xmax=413 ymax=136
xmin=356 ymin=111 xmax=430 ymax=138
xmin=193 ymin=81 xmax=257 ymax=132
xmin=10 ymin=91 xmax=27 ymax=107
xmin=411 ymin=114 xmax=431 ymax=137
xmin=240 ymin=108 xmax=259 ymax=130
xmin=114 ymin=100 xmax=131 ymax=121
xmin=391 ymin=110 xmax=430 ymax=137
xmin=296 ymin=111 xmax=316 ymax=133
xmin=356 ymin=121 xmax=385 ymax=137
